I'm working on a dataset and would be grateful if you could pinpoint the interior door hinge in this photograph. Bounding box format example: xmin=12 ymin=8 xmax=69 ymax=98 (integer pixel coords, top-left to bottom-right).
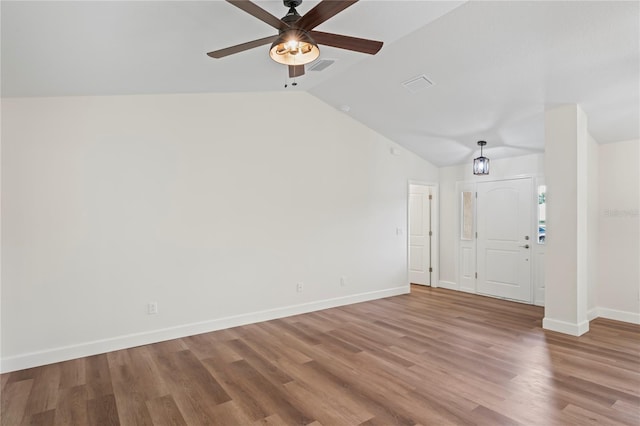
xmin=475 ymin=231 xmax=478 ymax=239
xmin=429 ymin=194 xmax=433 ymax=200
xmin=475 ymin=192 xmax=478 ymax=198
xmin=475 ymin=272 xmax=478 ymax=279
xmin=429 ymin=231 xmax=433 ymax=236
xmin=429 ymin=267 xmax=433 ymax=273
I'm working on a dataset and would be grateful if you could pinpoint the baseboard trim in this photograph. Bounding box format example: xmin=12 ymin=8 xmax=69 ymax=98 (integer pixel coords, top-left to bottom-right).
xmin=587 ymin=308 xmax=599 ymax=321
xmin=438 ymin=280 xmax=458 ymax=290
xmin=542 ymin=317 xmax=590 ymax=336
xmin=1 ymin=286 xmax=408 ymax=373
xmin=596 ymin=307 xmax=640 ymax=325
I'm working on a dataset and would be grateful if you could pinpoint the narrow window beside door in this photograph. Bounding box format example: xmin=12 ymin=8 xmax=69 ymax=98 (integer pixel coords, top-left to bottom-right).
xmin=538 ymin=185 xmax=546 ymax=244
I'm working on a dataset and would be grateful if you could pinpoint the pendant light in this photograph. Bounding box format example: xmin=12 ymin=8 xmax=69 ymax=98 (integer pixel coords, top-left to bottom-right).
xmin=473 ymin=141 xmax=490 ymax=175
xmin=269 ymin=29 xmax=319 ymax=66
xmin=269 ymin=4 xmax=320 ymax=67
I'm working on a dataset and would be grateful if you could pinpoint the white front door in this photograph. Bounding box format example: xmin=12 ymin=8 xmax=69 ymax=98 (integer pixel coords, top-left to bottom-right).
xmin=477 ymin=178 xmax=532 ymax=302
xmin=409 ymin=184 xmax=431 ymax=285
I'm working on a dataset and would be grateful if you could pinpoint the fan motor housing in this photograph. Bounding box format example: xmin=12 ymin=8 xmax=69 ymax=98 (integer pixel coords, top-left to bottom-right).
xmin=283 ymin=0 xmax=302 ymax=8
xmin=281 ymin=6 xmax=302 ymax=27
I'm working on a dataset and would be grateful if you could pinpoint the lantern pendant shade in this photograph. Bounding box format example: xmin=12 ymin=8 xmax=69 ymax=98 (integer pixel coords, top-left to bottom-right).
xmin=473 ymin=141 xmax=490 ymax=175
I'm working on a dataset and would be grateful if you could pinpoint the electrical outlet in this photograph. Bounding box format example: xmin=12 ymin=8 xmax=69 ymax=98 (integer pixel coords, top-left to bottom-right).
xmin=340 ymin=276 xmax=347 ymax=287
xmin=147 ymin=302 xmax=158 ymax=315
xmin=296 ymin=282 xmax=304 ymax=293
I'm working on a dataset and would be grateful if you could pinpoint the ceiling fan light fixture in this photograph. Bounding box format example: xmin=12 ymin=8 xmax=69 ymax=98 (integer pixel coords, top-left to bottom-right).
xmin=473 ymin=141 xmax=490 ymax=175
xmin=269 ymin=30 xmax=320 ymax=66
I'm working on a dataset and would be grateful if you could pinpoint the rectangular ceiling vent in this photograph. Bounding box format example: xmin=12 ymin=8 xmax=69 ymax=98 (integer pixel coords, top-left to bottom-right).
xmin=402 ymin=74 xmax=434 ymax=94
xmin=309 ymin=59 xmax=336 ymax=72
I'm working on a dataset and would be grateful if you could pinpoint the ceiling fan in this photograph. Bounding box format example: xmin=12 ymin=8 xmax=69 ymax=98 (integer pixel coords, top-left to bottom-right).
xmin=207 ymin=0 xmax=383 ymax=78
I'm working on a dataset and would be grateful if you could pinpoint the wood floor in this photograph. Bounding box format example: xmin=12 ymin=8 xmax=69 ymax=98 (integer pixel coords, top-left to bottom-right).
xmin=2 ymin=286 xmax=639 ymax=425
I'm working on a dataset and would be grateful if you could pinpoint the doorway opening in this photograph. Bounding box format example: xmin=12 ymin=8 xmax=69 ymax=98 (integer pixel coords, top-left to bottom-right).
xmin=456 ymin=177 xmax=539 ymax=303
xmin=408 ymin=183 xmax=438 ymax=287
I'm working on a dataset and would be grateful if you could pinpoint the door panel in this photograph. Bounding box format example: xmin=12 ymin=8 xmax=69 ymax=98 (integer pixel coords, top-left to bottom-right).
xmin=409 ymin=246 xmax=425 ymax=271
xmin=461 ymin=247 xmax=474 ymax=282
xmin=409 ymin=184 xmax=431 ymax=285
xmin=477 ymin=178 xmax=532 ymax=302
xmin=457 ymin=183 xmax=476 ymax=292
xmin=485 ymin=249 xmax=518 ymax=284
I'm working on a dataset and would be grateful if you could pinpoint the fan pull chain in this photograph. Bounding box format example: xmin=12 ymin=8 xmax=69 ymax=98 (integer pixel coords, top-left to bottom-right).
xmin=284 ymin=73 xmax=298 ymax=88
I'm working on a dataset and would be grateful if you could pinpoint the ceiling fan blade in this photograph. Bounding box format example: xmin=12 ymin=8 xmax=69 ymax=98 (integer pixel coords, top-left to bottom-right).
xmin=310 ymin=31 xmax=383 ymax=55
xmin=289 ymin=65 xmax=305 ymax=78
xmin=226 ymin=0 xmax=289 ymax=31
xmin=296 ymin=0 xmax=358 ymax=31
xmin=207 ymin=35 xmax=278 ymax=58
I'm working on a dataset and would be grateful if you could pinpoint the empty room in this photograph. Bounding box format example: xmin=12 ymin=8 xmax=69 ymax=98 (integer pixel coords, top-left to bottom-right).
xmin=1 ymin=1 xmax=639 ymax=425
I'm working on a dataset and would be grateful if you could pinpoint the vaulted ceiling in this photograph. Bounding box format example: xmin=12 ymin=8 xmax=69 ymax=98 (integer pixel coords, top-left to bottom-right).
xmin=2 ymin=1 xmax=638 ymax=166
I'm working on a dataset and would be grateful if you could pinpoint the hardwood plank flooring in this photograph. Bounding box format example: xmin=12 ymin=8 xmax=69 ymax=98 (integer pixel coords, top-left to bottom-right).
xmin=2 ymin=286 xmax=639 ymax=425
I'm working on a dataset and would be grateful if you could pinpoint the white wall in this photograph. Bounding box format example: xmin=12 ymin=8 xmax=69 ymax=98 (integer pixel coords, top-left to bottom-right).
xmin=597 ymin=139 xmax=640 ymax=322
xmin=1 ymin=91 xmax=438 ymax=372
xmin=439 ymin=153 xmax=544 ymax=291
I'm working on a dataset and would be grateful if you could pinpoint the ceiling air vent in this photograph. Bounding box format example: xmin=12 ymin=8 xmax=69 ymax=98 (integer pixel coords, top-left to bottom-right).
xmin=309 ymin=59 xmax=336 ymax=72
xmin=402 ymin=74 xmax=434 ymax=94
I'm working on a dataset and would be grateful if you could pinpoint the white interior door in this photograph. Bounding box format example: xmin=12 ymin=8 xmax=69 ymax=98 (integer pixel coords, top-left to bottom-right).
xmin=409 ymin=184 xmax=431 ymax=285
xmin=477 ymin=178 xmax=532 ymax=302
xmin=457 ymin=183 xmax=476 ymax=293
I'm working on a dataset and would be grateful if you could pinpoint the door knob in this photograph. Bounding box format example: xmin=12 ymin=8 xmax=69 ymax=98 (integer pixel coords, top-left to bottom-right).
xmin=520 ymin=244 xmax=530 ymax=249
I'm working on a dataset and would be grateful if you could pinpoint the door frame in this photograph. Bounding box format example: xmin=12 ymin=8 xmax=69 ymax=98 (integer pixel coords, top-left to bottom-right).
xmin=407 ymin=181 xmax=439 ymax=288
xmin=454 ymin=174 xmax=542 ymax=304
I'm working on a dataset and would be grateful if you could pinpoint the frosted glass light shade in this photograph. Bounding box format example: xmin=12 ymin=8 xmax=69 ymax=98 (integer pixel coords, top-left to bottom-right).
xmin=473 ymin=156 xmax=490 ymax=175
xmin=269 ymin=30 xmax=319 ymax=66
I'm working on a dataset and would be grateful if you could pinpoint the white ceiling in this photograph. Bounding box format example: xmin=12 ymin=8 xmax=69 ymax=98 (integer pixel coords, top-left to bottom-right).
xmin=2 ymin=1 xmax=638 ymax=167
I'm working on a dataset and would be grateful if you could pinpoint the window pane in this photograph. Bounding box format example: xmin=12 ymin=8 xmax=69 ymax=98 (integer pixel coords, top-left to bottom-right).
xmin=538 ymin=185 xmax=546 ymax=244
xmin=461 ymin=192 xmax=473 ymax=240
